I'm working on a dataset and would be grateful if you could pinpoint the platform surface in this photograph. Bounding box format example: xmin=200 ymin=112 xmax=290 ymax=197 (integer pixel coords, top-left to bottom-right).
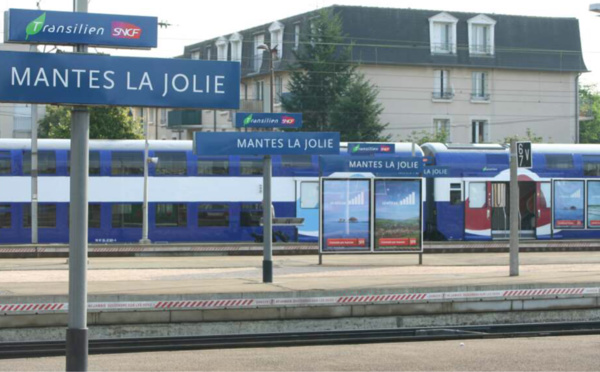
xmin=1 ymin=252 xmax=599 ymax=298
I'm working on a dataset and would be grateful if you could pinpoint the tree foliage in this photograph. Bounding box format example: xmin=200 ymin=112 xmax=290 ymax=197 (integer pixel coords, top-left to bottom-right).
xmin=39 ymin=105 xmax=143 ymax=139
xmin=400 ymin=129 xmax=449 ymax=145
xmin=282 ymin=9 xmax=388 ymax=141
xmin=503 ymin=128 xmax=544 ymax=144
xmin=579 ymin=85 xmax=600 ymax=143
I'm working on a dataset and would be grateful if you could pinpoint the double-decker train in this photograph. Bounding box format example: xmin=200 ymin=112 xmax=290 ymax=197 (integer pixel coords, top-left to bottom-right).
xmin=0 ymin=139 xmax=598 ymax=244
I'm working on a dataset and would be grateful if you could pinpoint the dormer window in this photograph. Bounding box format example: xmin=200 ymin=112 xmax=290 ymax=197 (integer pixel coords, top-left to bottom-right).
xmin=216 ymin=37 xmax=228 ymax=61
xmin=229 ymin=33 xmax=243 ymax=62
xmin=468 ymin=15 xmax=496 ymax=55
xmin=269 ymin=21 xmax=284 ymax=59
xmin=429 ymin=12 xmax=458 ymax=55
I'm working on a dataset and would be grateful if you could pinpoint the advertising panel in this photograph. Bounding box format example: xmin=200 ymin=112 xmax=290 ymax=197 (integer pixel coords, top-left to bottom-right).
xmin=374 ymin=179 xmax=422 ymax=252
xmin=194 ymin=132 xmax=340 ymax=156
xmin=0 ymin=51 xmax=240 ymax=109
xmin=5 ymin=8 xmax=158 ymax=48
xmin=554 ymin=180 xmax=585 ymax=228
xmin=235 ymin=112 xmax=302 ymax=129
xmin=588 ymin=181 xmax=600 ymax=227
xmin=321 ymin=179 xmax=371 ymax=252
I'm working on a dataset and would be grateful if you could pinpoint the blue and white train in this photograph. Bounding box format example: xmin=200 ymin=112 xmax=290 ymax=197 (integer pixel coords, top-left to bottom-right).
xmin=1 ymin=139 xmax=599 ymax=244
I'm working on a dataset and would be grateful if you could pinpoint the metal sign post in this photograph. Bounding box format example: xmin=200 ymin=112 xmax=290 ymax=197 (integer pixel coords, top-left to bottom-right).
xmin=509 ymin=139 xmax=520 ymax=277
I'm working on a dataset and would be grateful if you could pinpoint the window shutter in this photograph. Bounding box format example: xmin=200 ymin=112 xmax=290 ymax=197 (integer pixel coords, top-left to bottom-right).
xmin=434 ymin=70 xmax=441 ymax=93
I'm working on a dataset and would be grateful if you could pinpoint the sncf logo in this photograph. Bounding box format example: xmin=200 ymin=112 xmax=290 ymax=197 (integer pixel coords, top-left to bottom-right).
xmin=381 ymin=146 xmax=391 ymax=152
xmin=111 ymin=22 xmax=142 ymax=39
xmin=281 ymin=116 xmax=295 ymax=125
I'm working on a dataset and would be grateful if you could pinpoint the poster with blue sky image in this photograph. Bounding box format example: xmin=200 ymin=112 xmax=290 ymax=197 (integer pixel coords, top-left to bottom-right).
xmin=588 ymin=181 xmax=600 ymax=227
xmin=374 ymin=179 xmax=422 ymax=251
xmin=554 ymin=180 xmax=584 ymax=228
xmin=322 ymin=179 xmax=370 ymax=252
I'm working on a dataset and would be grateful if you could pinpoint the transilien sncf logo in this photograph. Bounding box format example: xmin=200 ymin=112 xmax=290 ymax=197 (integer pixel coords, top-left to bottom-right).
xmin=25 ymin=12 xmax=46 ymax=40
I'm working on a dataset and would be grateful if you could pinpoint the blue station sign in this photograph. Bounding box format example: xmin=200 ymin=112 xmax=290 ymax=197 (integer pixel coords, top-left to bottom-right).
xmin=422 ymin=166 xmax=450 ymax=177
xmin=4 ymin=8 xmax=158 ymax=49
xmin=348 ymin=143 xmax=395 ymax=155
xmin=235 ymin=112 xmax=302 ymax=129
xmin=0 ymin=51 xmax=240 ymax=109
xmin=320 ymin=155 xmax=423 ymax=177
xmin=194 ymin=132 xmax=340 ymax=156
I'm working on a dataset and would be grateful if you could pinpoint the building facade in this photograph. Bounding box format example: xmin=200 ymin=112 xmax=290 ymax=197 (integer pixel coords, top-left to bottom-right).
xmin=180 ymin=6 xmax=587 ymax=143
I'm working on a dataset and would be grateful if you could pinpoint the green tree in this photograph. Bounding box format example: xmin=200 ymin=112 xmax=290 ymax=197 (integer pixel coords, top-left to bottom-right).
xmin=401 ymin=129 xmax=449 ymax=145
xmin=579 ymin=85 xmax=600 ymax=143
xmin=39 ymin=105 xmax=143 ymax=139
xmin=503 ymin=128 xmax=544 ymax=144
xmin=282 ymin=9 xmax=388 ymax=140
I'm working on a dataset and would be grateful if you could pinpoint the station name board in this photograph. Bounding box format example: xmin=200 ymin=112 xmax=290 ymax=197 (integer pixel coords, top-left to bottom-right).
xmin=320 ymin=155 xmax=424 ymax=176
xmin=4 ymin=8 xmax=158 ymax=48
xmin=0 ymin=51 xmax=240 ymax=109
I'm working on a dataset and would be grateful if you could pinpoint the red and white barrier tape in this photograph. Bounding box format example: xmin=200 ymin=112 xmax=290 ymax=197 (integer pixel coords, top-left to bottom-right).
xmin=1 ymin=287 xmax=598 ymax=314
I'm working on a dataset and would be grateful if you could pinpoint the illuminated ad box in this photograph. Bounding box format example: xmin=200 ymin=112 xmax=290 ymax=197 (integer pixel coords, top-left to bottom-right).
xmin=321 ymin=179 xmax=371 ymax=252
xmin=374 ymin=179 xmax=423 ymax=252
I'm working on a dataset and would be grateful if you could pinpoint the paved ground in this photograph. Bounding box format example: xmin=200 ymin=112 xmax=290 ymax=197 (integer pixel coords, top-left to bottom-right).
xmin=0 ymin=252 xmax=599 ymax=297
xmin=2 ymin=335 xmax=599 ymax=371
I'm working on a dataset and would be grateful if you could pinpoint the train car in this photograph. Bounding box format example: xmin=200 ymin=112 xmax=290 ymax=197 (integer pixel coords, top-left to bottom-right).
xmin=0 ymin=139 xmax=422 ymax=244
xmin=422 ymin=143 xmax=600 ymax=241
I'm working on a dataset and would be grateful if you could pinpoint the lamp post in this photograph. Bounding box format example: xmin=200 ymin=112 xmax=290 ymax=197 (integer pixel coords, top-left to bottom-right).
xmin=257 ymin=43 xmax=277 ymax=283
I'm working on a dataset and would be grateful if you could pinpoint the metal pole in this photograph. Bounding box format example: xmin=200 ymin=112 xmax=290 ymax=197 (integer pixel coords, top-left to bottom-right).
xmin=30 ymin=103 xmax=38 ymax=246
xmin=140 ymin=117 xmax=151 ymax=244
xmin=509 ymin=139 xmax=519 ymax=276
xmin=66 ymin=1 xmax=89 ymax=370
xmin=412 ymin=142 xmax=423 ymax=265
xmin=213 ymin=110 xmax=217 ymax=132
xmin=262 ymin=47 xmax=275 ymax=283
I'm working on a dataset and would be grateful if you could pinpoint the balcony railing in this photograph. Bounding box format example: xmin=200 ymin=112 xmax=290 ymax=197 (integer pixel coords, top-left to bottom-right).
xmin=431 ymin=43 xmax=455 ymax=54
xmin=470 ymin=44 xmax=493 ymax=55
xmin=432 ymin=91 xmax=454 ymax=100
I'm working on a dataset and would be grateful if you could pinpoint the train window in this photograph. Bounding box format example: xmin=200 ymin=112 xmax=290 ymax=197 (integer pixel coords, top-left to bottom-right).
xmin=553 ymin=180 xmax=584 ymax=228
xmin=197 ymin=157 xmax=229 ymax=175
xmin=198 ymin=203 xmax=229 ymax=227
xmin=0 ymin=151 xmax=11 ymax=174
xmin=450 ymin=183 xmax=462 ymax=205
xmin=155 ymin=152 xmax=187 ymax=176
xmin=0 ymin=205 xmax=11 ymax=228
xmin=545 ymin=155 xmax=573 ymax=170
xmin=111 ymin=152 xmax=143 ymax=175
xmin=281 ymin=155 xmax=313 ymax=168
xmin=22 ymin=204 xmax=56 ymax=228
xmin=22 ymin=151 xmax=57 ymax=175
xmin=301 ymin=182 xmax=319 ymax=209
xmin=67 ymin=203 xmax=102 ymax=228
xmin=583 ymin=156 xmax=600 ymax=176
xmin=111 ymin=203 xmax=142 ymax=228
xmin=588 ymin=181 xmax=600 ymax=228
xmin=67 ymin=151 xmax=101 ymax=175
xmin=240 ymin=158 xmax=263 ymax=176
xmin=155 ymin=204 xmax=187 ymax=227
xmin=241 ymin=203 xmax=262 ymax=227
xmin=468 ymin=183 xmax=486 ymax=208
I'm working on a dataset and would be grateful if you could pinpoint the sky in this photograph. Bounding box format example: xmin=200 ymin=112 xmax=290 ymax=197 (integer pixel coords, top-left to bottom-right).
xmin=2 ymin=0 xmax=600 ymax=86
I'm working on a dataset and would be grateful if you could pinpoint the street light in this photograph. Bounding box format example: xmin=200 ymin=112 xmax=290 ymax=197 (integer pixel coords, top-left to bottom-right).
xmin=256 ymin=43 xmax=277 ymax=283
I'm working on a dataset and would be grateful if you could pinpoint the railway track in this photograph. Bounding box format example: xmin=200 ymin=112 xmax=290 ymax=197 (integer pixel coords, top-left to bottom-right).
xmin=2 ymin=321 xmax=600 ymax=359
xmin=2 ymin=239 xmax=600 ymax=258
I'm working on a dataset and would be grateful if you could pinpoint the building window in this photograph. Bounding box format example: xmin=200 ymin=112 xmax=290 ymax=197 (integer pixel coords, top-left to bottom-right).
xmin=22 ymin=151 xmax=56 ymax=175
xmin=468 ymin=15 xmax=496 ymax=55
xmin=160 ymin=109 xmax=167 ymax=125
xmin=198 ymin=203 xmax=229 ymax=227
xmin=155 ymin=152 xmax=187 ymax=176
xmin=216 ymin=36 xmax=228 ymax=61
xmin=229 ymin=33 xmax=243 ymax=62
xmin=23 ymin=203 xmax=56 ymax=228
xmin=0 ymin=151 xmax=11 ymax=174
xmin=471 ymin=120 xmax=489 ymax=143
xmin=434 ymin=118 xmax=451 ymax=141
xmin=472 ymin=72 xmax=489 ymax=101
xmin=274 ymin=76 xmax=283 ymax=103
xmin=269 ymin=21 xmax=284 ymax=59
xmin=190 ymin=50 xmax=201 ymax=60
xmin=429 ymin=12 xmax=458 ymax=54
xmin=0 ymin=204 xmax=11 ymax=228
xmin=294 ymin=24 xmax=300 ymax=50
xmin=450 ymin=183 xmax=462 ymax=205
xmin=254 ymin=80 xmax=264 ymax=101
xmin=156 ymin=203 xmax=187 ymax=227
xmin=240 ymin=158 xmax=263 ymax=176
xmin=433 ymin=70 xmax=452 ymax=100
xmin=111 ymin=152 xmax=143 ymax=175
xmin=111 ymin=203 xmax=142 ymax=228
xmin=205 ymin=45 xmax=212 ymax=60
xmin=241 ymin=203 xmax=262 ymax=227
xmin=197 ymin=157 xmax=229 ymax=175
xmin=253 ymin=33 xmax=265 ymax=72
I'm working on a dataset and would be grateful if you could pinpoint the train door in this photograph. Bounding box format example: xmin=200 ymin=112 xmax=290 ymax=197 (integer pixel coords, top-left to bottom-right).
xmin=491 ymin=182 xmax=509 ymax=239
xmin=536 ymin=182 xmax=552 ymax=239
xmin=519 ymin=182 xmax=537 ymax=239
xmin=489 ymin=181 xmax=537 ymax=239
xmin=465 ymin=181 xmax=492 ymax=240
xmin=295 ymin=180 xmax=319 ymax=242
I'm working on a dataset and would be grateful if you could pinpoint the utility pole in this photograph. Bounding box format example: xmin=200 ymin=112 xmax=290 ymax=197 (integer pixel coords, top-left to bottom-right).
xmin=140 ymin=113 xmax=151 ymax=244
xmin=509 ymin=138 xmax=519 ymax=276
xmin=66 ymin=0 xmax=90 ymax=369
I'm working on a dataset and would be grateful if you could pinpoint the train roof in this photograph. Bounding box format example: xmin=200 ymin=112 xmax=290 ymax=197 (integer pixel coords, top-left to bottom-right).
xmin=422 ymin=143 xmax=600 ymax=156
